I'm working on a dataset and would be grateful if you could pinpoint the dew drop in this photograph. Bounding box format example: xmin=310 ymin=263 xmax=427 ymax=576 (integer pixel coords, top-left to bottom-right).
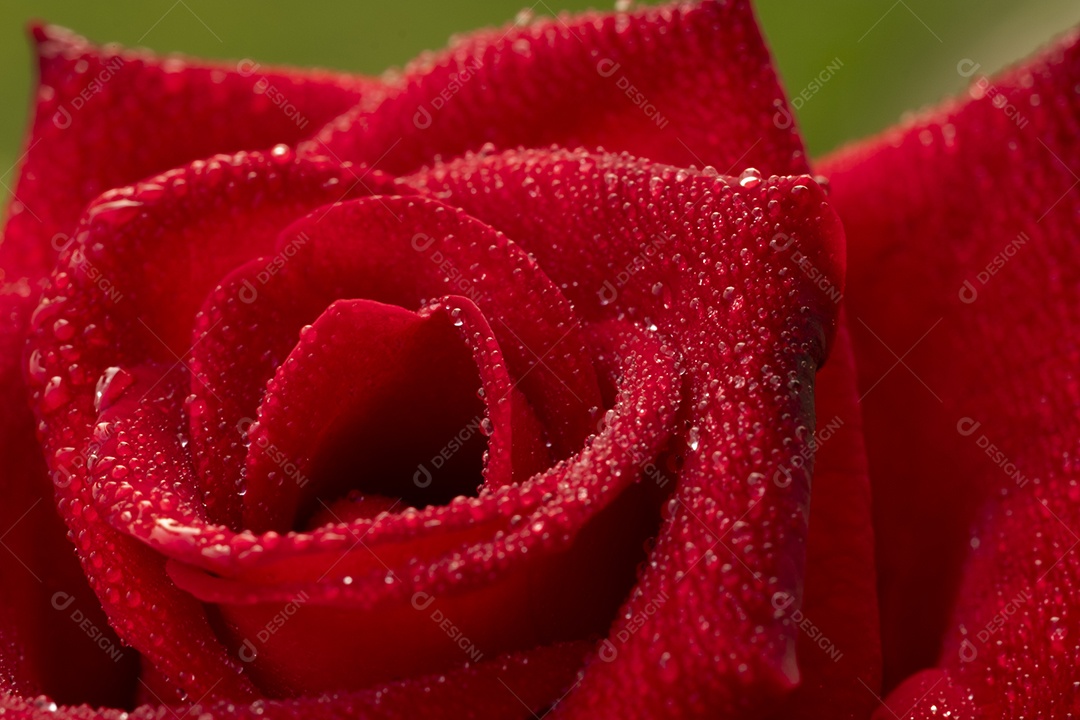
xmin=42 ymin=376 xmax=70 ymax=414
xmin=32 ymin=696 xmax=58 ymax=713
xmin=95 ymin=366 xmax=134 ymax=413
xmin=739 ymin=168 xmax=763 ymax=188
xmin=86 ymin=199 xmax=143 ymax=227
xmin=270 ymin=143 xmax=293 ymax=163
xmin=1051 ymin=626 xmax=1068 ymax=653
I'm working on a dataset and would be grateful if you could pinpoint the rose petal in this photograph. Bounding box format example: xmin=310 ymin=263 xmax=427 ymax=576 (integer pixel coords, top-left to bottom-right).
xmin=869 ymin=669 xmax=979 ymax=720
xmin=0 ymin=640 xmax=589 ymax=719
xmin=0 ymin=292 xmax=139 ymax=707
xmin=0 ymin=28 xmax=380 ymax=706
xmin=775 ymin=312 xmax=881 ymax=719
xmin=405 ymin=148 xmax=845 ymax=717
xmin=303 ymin=0 xmax=805 ymax=177
xmin=167 ymin=321 xmax=678 ymax=695
xmin=819 ymin=27 xmax=1080 ymax=715
xmin=242 ymin=297 xmax=541 ymax=532
xmin=2 ymin=25 xmax=375 ymax=287
xmin=188 ymin=196 xmax=597 ymax=528
xmin=0 ymin=39 xmax=378 ymax=704
xmin=24 ymin=150 xmax=394 ymax=702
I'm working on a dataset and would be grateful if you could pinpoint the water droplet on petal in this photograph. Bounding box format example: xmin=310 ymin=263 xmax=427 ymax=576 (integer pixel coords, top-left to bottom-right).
xmin=739 ymin=168 xmax=763 ymax=188
xmin=95 ymin=367 xmax=134 ymax=413
xmin=41 ymin=376 xmax=70 ymax=414
xmin=270 ymin=143 xmax=293 ymax=163
xmin=86 ymin=199 xmax=143 ymax=227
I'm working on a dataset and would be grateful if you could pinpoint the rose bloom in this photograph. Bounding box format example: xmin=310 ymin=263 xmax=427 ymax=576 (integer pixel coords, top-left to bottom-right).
xmin=0 ymin=1 xmax=1077 ymax=718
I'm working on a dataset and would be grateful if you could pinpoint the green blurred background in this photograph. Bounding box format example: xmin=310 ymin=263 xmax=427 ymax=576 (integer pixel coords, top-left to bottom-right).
xmin=1 ymin=0 xmax=1077 ymax=180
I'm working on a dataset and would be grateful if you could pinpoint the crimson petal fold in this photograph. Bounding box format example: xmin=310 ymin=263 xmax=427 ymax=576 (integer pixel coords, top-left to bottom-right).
xmin=303 ymin=0 xmax=806 ymax=178
xmin=820 ymin=26 xmax=1080 ymax=717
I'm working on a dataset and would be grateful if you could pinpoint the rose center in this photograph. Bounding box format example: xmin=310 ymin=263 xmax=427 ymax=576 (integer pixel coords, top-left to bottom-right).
xmin=296 ymin=332 xmax=489 ymax=530
xmin=240 ymin=300 xmax=496 ymax=533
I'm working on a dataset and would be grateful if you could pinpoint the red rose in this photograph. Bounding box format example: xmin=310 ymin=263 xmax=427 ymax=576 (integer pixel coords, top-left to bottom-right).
xmin=0 ymin=2 xmax=1077 ymax=719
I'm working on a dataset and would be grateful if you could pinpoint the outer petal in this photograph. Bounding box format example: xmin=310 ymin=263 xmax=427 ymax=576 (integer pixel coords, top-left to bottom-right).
xmin=820 ymin=27 xmax=1080 ymax=717
xmin=303 ymin=0 xmax=806 ymax=177
xmin=1 ymin=24 xmax=375 ymax=285
xmin=0 ymin=292 xmax=139 ymax=708
xmin=0 ymin=641 xmax=590 ymax=719
xmin=0 ymin=32 xmax=376 ymax=704
xmin=773 ymin=312 xmax=881 ymax=720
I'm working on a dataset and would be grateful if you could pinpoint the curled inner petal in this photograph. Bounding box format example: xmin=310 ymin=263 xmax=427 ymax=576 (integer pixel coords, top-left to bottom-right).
xmin=242 ymin=297 xmax=547 ymax=532
xmin=167 ymin=321 xmax=681 ymax=696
